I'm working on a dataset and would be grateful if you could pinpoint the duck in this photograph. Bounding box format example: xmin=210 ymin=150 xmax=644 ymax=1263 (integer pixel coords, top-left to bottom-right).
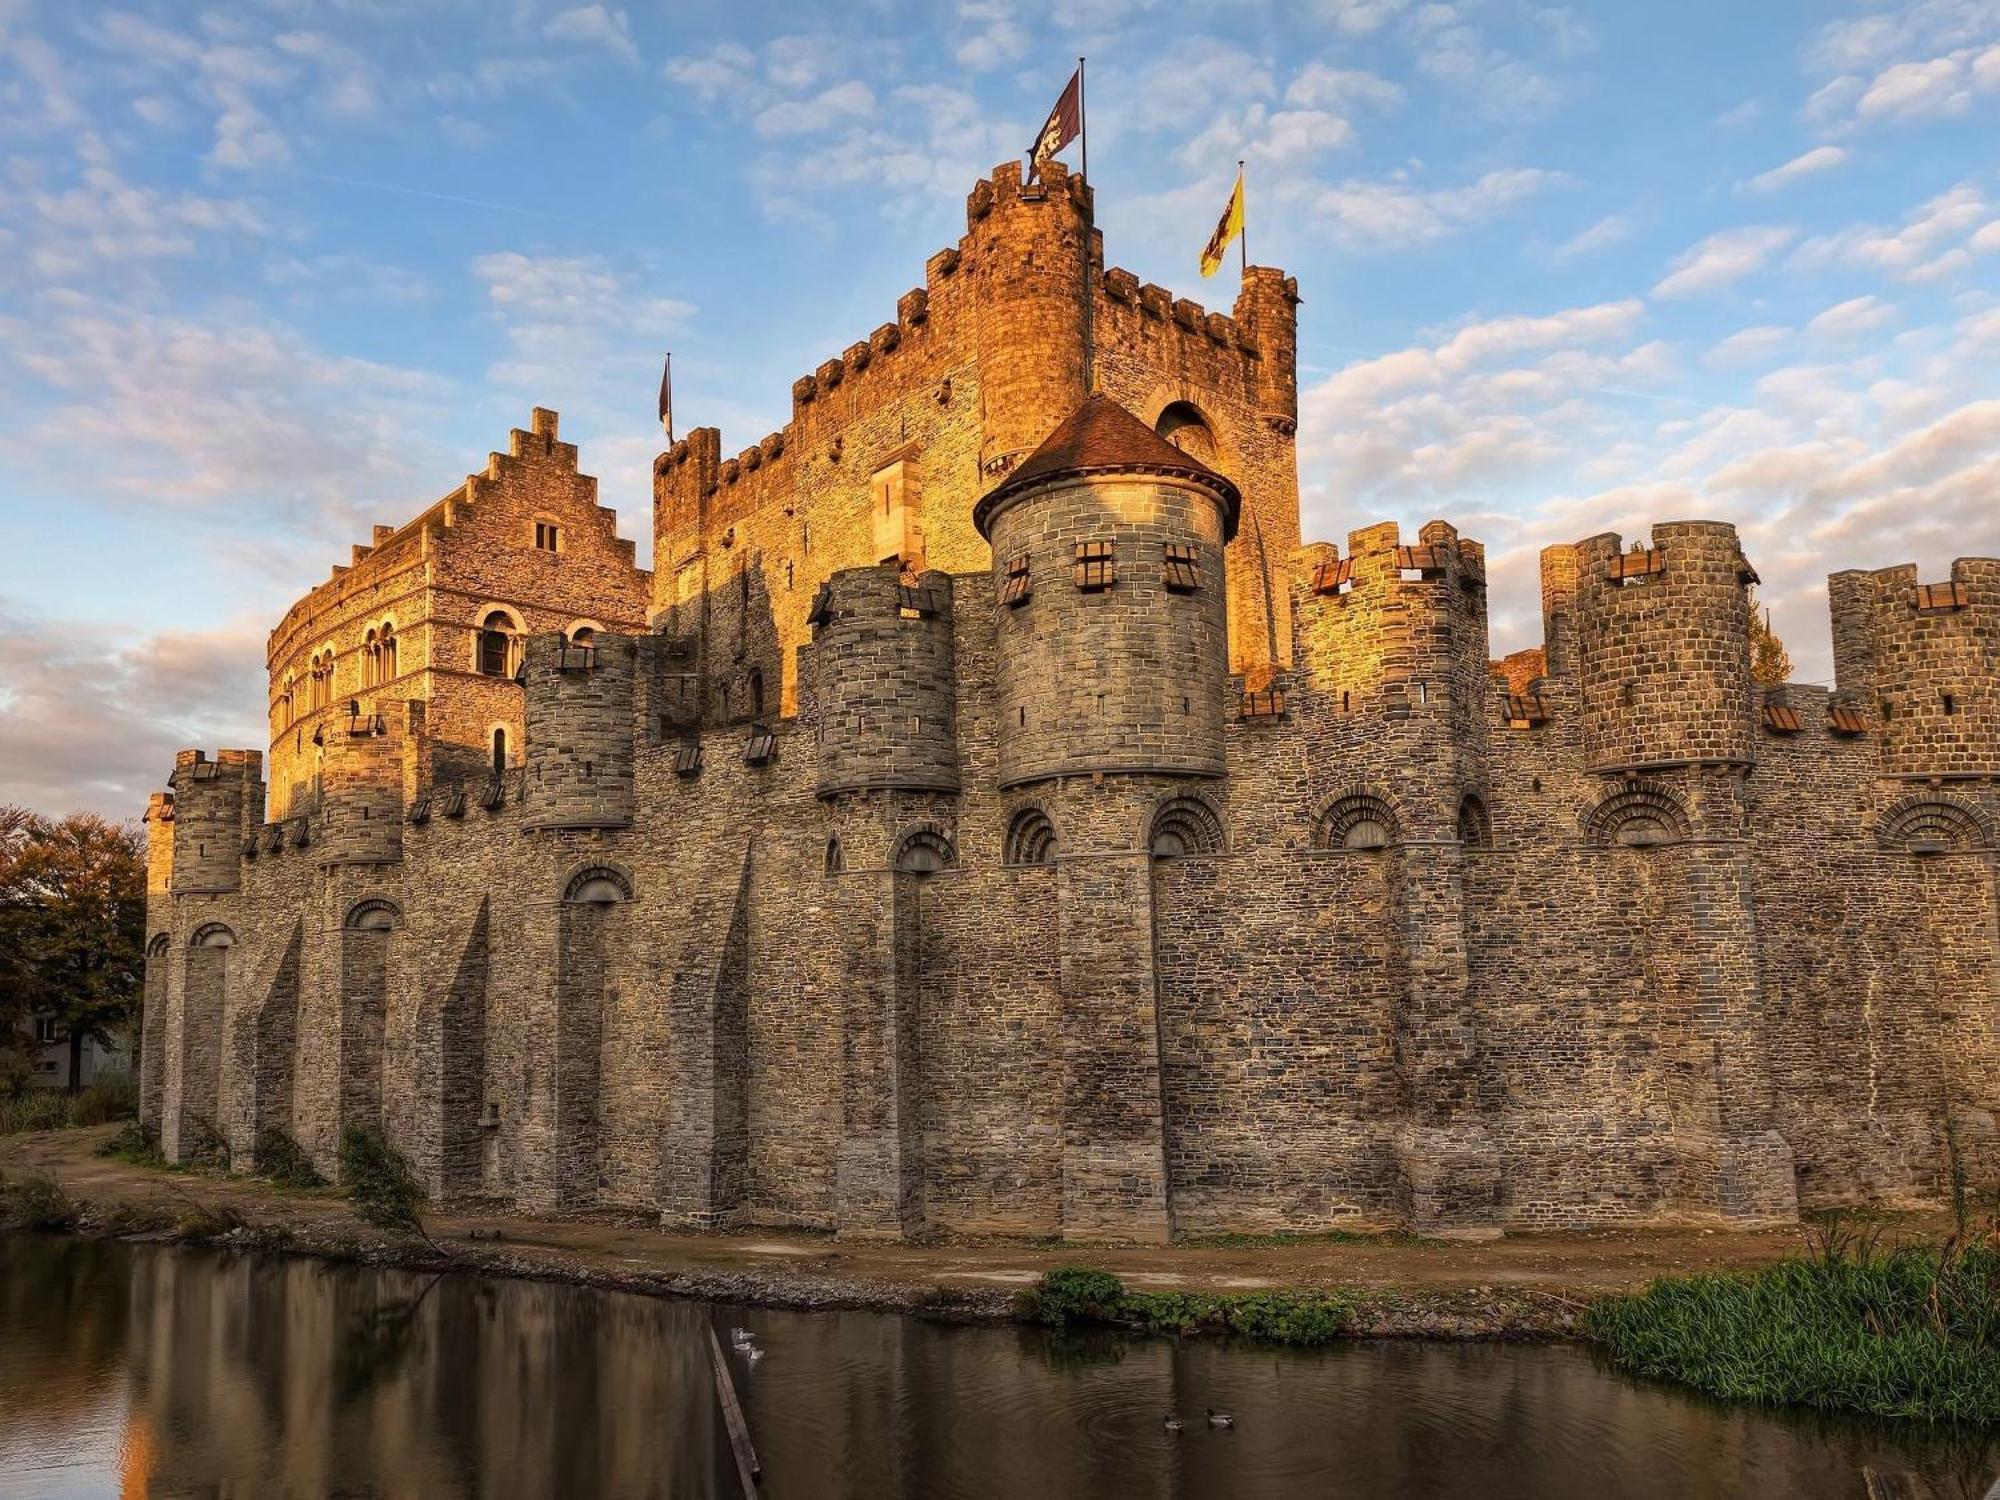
xmin=1206 ymin=1408 xmax=1234 ymax=1430
xmin=1162 ymin=1415 xmax=1184 ymax=1434
xmin=730 ymin=1327 xmax=756 ymax=1349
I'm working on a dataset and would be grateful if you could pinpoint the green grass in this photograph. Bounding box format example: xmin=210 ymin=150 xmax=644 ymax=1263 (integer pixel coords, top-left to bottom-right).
xmin=0 ymin=1081 xmax=136 ymax=1134
xmin=1021 ymin=1266 xmax=1355 ymax=1346
xmin=1587 ymin=1223 xmax=2000 ymax=1424
xmin=0 ymin=1170 xmax=80 ymax=1231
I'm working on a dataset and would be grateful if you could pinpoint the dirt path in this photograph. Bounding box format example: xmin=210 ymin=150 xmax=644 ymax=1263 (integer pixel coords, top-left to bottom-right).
xmin=2 ymin=1125 xmax=1950 ymax=1334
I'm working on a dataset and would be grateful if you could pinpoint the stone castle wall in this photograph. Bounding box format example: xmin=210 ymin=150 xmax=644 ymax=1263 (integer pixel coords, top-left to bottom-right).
xmin=140 ymin=165 xmax=2000 ymax=1241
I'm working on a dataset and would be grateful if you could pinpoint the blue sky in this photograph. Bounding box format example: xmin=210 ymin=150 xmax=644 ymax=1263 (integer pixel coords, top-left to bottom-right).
xmin=2 ymin=0 xmax=1997 ymax=814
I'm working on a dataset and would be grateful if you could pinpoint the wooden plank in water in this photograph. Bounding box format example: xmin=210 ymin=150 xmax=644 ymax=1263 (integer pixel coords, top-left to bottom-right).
xmin=706 ymin=1323 xmax=762 ymax=1494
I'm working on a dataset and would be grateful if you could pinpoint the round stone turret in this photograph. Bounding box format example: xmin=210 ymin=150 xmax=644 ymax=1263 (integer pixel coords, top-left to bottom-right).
xmin=167 ymin=749 xmax=260 ymax=895
xmin=318 ymin=703 xmax=407 ymax=866
xmin=977 ymin=394 xmax=1239 ymax=790
xmin=1829 ymin=557 xmax=2000 ymax=778
xmin=1572 ymin=521 xmax=1757 ymax=773
xmin=810 ymin=563 xmax=959 ymax=799
xmin=523 ymin=633 xmax=636 ymax=831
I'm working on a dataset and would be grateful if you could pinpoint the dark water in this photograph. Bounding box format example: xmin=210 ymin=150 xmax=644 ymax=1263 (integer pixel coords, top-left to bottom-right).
xmin=1 ymin=1236 xmax=1994 ymax=1499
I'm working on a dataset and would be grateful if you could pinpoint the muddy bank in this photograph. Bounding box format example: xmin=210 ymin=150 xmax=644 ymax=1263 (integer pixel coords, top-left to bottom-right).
xmin=1 ymin=1123 xmax=1948 ymax=1344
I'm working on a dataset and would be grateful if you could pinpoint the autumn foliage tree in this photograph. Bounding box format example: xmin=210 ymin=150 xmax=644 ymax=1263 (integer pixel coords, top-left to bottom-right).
xmin=1747 ymin=588 xmax=1794 ymax=686
xmin=0 ymin=808 xmax=146 ymax=1092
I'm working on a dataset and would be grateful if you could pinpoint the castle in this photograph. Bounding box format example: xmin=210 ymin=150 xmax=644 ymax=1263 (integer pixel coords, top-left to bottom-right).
xmin=138 ymin=162 xmax=2000 ymax=1240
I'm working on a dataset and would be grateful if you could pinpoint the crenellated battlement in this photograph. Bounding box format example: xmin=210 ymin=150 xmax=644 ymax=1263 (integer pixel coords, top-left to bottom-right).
xmin=1566 ymin=521 xmax=1758 ymax=774
xmin=1829 ymin=554 xmax=2000 ymax=779
xmin=142 ymin=162 xmax=2000 ymax=1244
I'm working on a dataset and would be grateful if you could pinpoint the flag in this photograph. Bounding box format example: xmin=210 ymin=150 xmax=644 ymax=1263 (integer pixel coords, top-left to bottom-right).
xmin=657 ymin=354 xmax=672 ymax=441
xmin=1199 ymin=171 xmax=1244 ymax=278
xmin=1027 ymin=67 xmax=1081 ymax=183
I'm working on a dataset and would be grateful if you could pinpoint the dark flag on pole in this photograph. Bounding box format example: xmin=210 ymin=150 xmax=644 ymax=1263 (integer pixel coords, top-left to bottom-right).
xmin=658 ymin=354 xmax=672 ymax=443
xmin=1027 ymin=66 xmax=1082 ymax=183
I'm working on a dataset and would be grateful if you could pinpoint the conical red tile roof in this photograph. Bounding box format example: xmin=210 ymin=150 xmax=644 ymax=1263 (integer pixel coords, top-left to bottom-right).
xmin=973 ymin=393 xmax=1241 ymax=540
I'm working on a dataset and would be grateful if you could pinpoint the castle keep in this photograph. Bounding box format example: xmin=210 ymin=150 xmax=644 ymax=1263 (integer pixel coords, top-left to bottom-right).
xmin=140 ymin=163 xmax=2000 ymax=1239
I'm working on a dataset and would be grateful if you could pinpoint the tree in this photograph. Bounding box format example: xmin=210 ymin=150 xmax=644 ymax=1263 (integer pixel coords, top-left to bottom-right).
xmin=0 ymin=808 xmax=146 ymax=1092
xmin=1747 ymin=588 xmax=1793 ymax=686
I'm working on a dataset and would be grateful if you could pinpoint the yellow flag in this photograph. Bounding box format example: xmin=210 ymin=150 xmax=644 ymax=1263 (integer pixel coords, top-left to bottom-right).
xmin=1199 ymin=171 xmax=1244 ymax=278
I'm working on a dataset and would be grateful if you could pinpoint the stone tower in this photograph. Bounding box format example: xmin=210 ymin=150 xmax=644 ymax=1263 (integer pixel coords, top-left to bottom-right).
xmin=976 ymin=394 xmax=1240 ymax=1242
xmin=1829 ymin=556 xmax=2000 ymax=778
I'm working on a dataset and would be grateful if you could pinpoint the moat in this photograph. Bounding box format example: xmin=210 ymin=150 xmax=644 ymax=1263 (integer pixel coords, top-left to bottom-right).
xmin=2 ymin=1236 xmax=1993 ymax=1499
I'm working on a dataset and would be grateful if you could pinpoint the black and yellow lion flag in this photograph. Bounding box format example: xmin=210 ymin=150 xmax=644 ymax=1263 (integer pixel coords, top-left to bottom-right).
xmin=1200 ymin=168 xmax=1245 ymax=278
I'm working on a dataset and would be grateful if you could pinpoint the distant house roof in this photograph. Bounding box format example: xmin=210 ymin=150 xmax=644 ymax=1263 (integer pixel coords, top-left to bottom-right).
xmin=973 ymin=393 xmax=1242 ymax=541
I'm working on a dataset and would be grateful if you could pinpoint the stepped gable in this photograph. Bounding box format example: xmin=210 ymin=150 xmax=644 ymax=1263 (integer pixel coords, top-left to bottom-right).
xmin=973 ymin=393 xmax=1242 ymax=541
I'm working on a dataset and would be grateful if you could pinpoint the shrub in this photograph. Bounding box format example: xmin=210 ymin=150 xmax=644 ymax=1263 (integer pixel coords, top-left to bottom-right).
xmin=1587 ymin=1227 xmax=2000 ymax=1424
xmin=1021 ymin=1267 xmax=1354 ymax=1347
xmin=95 ymin=1119 xmax=164 ymax=1167
xmin=0 ymin=1092 xmax=69 ymax=1134
xmin=182 ymin=1115 xmax=230 ymax=1173
xmin=339 ymin=1127 xmax=437 ymax=1249
xmin=1024 ymin=1266 xmax=1127 ymax=1326
xmin=0 ymin=1170 xmax=79 ymax=1231
xmin=253 ymin=1129 xmax=326 ymax=1189
xmin=72 ymin=1080 xmax=137 ymax=1127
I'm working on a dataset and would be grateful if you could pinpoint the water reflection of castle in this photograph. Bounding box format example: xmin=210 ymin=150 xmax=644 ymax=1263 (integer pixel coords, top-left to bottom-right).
xmin=0 ymin=1244 xmax=1965 ymax=1498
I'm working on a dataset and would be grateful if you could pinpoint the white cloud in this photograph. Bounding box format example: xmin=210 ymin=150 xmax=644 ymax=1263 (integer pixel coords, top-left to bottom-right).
xmin=663 ymin=42 xmax=755 ymax=103
xmin=1284 ymin=63 xmax=1406 ymax=112
xmin=1707 ymin=325 xmax=1792 ymax=367
xmin=1 ymin=296 xmax=446 ymax=517
xmin=0 ymin=602 xmax=269 ymax=817
xmin=1310 ymin=166 xmax=1573 ymax=247
xmin=1405 ymin=3 xmax=1560 ymax=118
xmin=955 ymin=0 xmax=1028 ymax=71
xmin=1857 ymin=53 xmax=1976 ymax=119
xmin=1737 ymin=145 xmax=1849 ymax=194
xmin=1312 ymin=0 xmax=1409 ymax=37
xmin=1716 ymin=99 xmax=1762 ymax=128
xmin=1791 ymin=182 xmax=1989 ymax=282
xmin=1555 ymin=213 xmax=1631 ymax=259
xmin=543 ymin=6 xmax=639 ymax=64
xmin=1652 ymin=225 xmax=1796 ymax=298
xmin=1806 ymin=294 xmax=1896 ymax=338
xmin=752 ymin=80 xmax=877 ymax=138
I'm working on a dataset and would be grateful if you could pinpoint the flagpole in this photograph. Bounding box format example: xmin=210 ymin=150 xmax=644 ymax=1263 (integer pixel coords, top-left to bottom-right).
xmin=1238 ymin=159 xmax=1247 ymax=278
xmin=1079 ymin=57 xmax=1088 ymax=187
xmin=1079 ymin=56 xmax=1095 ymax=395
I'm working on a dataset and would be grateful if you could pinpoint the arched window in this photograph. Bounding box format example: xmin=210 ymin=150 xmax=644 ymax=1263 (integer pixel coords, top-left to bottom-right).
xmin=1584 ymin=783 xmax=1691 ymax=848
xmin=569 ymin=626 xmax=594 ymax=645
xmin=478 ymin=611 xmax=517 ymax=677
xmin=748 ymin=669 xmax=765 ymax=719
xmin=1875 ymin=795 xmax=1989 ymax=854
xmin=380 ymin=622 xmax=397 ymax=681
xmin=190 ymin=923 xmax=235 ymax=949
xmin=344 ymin=899 xmax=401 ymax=932
xmin=563 ymin=865 xmax=634 ymax=905
xmin=1004 ymin=807 xmax=1058 ymax=866
xmin=1314 ymin=793 xmax=1399 ymax=851
xmin=825 ymin=837 xmax=844 ymax=874
xmin=363 ymin=628 xmax=381 ymax=687
xmin=1457 ymin=794 xmax=1492 ymax=848
xmin=1154 ymin=401 xmax=1218 ymax=464
xmin=892 ymin=827 xmax=955 ymax=875
xmin=1150 ymin=796 xmax=1224 ymax=858
xmin=492 ymin=727 xmax=508 ymax=774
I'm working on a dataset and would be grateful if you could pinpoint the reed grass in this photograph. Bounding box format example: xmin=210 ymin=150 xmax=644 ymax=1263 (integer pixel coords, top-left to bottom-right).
xmin=1587 ymin=1219 xmax=2000 ymax=1424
